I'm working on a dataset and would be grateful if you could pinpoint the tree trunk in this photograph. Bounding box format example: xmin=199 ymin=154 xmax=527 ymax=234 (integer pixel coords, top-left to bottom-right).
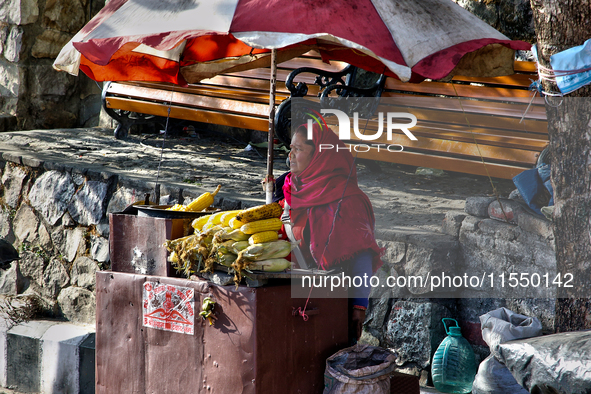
xmin=530 ymin=0 xmax=591 ymax=332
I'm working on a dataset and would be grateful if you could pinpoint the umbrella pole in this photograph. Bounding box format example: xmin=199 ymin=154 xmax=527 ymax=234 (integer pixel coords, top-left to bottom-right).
xmin=265 ymin=48 xmax=277 ymax=204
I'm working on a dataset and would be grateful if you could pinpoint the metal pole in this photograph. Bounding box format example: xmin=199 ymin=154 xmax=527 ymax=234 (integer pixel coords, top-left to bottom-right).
xmin=265 ymin=48 xmax=277 ymax=204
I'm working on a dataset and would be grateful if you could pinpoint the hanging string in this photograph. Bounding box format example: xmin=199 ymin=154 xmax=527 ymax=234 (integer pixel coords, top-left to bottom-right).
xmin=154 ymin=90 xmax=174 ymax=199
xmin=451 ymin=83 xmax=511 ymax=224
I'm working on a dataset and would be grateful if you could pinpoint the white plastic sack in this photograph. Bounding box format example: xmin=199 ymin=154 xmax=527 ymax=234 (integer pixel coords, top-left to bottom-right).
xmin=471 ymin=307 xmax=542 ymax=394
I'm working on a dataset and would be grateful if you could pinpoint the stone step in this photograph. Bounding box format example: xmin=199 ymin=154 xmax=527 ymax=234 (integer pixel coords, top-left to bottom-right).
xmin=0 ymin=115 xmax=17 ymax=133
xmin=0 ymin=319 xmax=95 ymax=393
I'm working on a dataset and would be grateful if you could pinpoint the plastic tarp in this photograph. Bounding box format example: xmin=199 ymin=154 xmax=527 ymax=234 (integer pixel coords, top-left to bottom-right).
xmin=497 ymin=330 xmax=591 ymax=394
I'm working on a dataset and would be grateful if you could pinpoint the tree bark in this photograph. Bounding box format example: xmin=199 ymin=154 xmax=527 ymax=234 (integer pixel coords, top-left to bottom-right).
xmin=530 ymin=0 xmax=591 ymax=332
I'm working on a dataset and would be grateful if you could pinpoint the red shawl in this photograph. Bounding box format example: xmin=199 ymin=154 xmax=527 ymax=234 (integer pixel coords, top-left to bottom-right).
xmin=283 ymin=124 xmax=383 ymax=271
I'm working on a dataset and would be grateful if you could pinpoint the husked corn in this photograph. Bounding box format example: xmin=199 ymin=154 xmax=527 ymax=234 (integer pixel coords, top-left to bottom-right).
xmin=249 ymin=231 xmax=279 ymax=245
xmin=220 ymin=210 xmax=242 ymax=226
xmin=192 ymin=214 xmax=213 ymax=231
xmin=229 ymin=217 xmax=246 ymax=229
xmin=207 ymin=211 xmax=226 ymax=226
xmin=185 ymin=185 xmax=221 ymax=212
xmin=236 ymin=203 xmax=282 ymax=223
xmin=240 ymin=218 xmax=282 ymax=235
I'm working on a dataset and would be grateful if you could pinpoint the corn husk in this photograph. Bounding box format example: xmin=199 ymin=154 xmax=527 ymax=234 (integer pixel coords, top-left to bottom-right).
xmin=239 ymin=240 xmax=291 ymax=261
xmin=214 ymin=227 xmax=250 ymax=243
xmin=229 ymin=241 xmax=250 ymax=255
xmin=248 ymin=258 xmax=292 ymax=272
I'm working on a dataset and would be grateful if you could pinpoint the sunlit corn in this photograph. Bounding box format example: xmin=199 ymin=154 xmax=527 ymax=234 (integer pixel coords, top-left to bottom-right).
xmin=185 ymin=185 xmax=221 ymax=212
xmin=240 ymin=218 xmax=282 ymax=235
xmin=249 ymin=231 xmax=279 ymax=245
xmin=220 ymin=210 xmax=242 ymax=226
xmin=236 ymin=203 xmax=282 ymax=223
xmin=229 ymin=217 xmax=246 ymax=229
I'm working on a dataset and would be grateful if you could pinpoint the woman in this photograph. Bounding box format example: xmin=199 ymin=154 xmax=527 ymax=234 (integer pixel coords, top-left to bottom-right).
xmin=282 ymin=122 xmax=383 ymax=342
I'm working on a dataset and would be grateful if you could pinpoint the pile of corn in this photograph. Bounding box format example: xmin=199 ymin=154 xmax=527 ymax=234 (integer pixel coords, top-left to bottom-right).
xmin=164 ymin=201 xmax=292 ymax=285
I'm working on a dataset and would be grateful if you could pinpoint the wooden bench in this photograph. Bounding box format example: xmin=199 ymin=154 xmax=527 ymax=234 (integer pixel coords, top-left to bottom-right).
xmin=103 ymin=53 xmax=547 ymax=179
xmin=282 ymin=60 xmax=547 ymax=179
xmin=102 ymin=52 xmax=357 ymax=139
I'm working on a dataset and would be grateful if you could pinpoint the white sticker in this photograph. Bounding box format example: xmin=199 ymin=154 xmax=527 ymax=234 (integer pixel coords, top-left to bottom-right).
xmin=143 ymin=282 xmax=195 ymax=335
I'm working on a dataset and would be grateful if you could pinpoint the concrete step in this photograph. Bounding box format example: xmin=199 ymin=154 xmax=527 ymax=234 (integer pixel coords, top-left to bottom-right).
xmin=0 ymin=319 xmax=94 ymax=394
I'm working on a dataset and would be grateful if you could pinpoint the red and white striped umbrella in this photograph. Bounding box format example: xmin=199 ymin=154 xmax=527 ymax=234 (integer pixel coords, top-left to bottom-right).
xmin=54 ymin=0 xmax=530 ymax=85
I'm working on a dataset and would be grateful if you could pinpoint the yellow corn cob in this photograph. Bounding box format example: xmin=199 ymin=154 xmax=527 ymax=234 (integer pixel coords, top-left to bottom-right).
xmin=166 ymin=203 xmax=186 ymax=211
xmin=192 ymin=214 xmax=214 ymax=231
xmin=207 ymin=210 xmax=226 ymax=226
xmin=229 ymin=217 xmax=246 ymax=230
xmin=185 ymin=185 xmax=221 ymax=212
xmin=236 ymin=202 xmax=282 ymax=223
xmin=220 ymin=210 xmax=242 ymax=227
xmin=240 ymin=218 xmax=283 ymax=235
xmin=249 ymin=231 xmax=279 ymax=245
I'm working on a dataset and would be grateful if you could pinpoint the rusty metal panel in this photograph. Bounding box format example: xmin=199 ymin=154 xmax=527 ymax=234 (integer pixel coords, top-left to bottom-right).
xmin=109 ymin=213 xmax=185 ymax=276
xmin=96 ymin=272 xmax=348 ymax=394
xmin=255 ymin=284 xmax=349 ymax=393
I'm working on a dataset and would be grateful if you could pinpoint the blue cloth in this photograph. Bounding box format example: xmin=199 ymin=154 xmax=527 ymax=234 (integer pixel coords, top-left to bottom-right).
xmin=341 ymin=250 xmax=373 ymax=309
xmin=513 ymin=168 xmax=545 ymax=214
xmin=513 ymin=163 xmax=554 ymax=215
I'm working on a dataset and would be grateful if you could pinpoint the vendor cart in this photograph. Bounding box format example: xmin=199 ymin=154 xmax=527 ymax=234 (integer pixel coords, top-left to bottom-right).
xmin=99 ymin=210 xmax=349 ymax=393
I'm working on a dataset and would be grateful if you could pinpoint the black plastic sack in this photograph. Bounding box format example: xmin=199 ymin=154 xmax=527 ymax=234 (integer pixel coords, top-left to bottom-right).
xmin=323 ymin=344 xmax=396 ymax=394
xmin=497 ymin=330 xmax=591 ymax=394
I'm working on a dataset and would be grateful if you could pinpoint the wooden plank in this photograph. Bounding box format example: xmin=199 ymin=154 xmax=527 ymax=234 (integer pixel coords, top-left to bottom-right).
xmin=342 ymin=134 xmax=539 ymax=165
xmin=380 ymin=94 xmax=547 ymax=121
xmin=107 ymin=84 xmax=271 ymax=117
xmin=384 ymin=79 xmax=543 ymax=104
xmin=107 ymin=82 xmax=290 ymax=109
xmin=452 ymin=73 xmax=536 ymax=88
xmin=350 ymin=145 xmax=531 ymax=179
xmin=332 ymin=121 xmax=548 ymax=151
xmin=514 ymin=61 xmax=537 ymax=73
xmin=105 ymin=97 xmax=270 ymax=131
xmin=373 ymin=104 xmax=548 ymax=135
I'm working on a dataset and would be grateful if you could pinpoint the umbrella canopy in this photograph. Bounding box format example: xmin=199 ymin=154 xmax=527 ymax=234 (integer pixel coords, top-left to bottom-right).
xmin=54 ymin=0 xmax=530 ymax=85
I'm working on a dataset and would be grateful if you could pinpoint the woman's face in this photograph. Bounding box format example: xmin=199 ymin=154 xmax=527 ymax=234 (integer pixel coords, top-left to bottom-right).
xmin=289 ymin=132 xmax=314 ymax=177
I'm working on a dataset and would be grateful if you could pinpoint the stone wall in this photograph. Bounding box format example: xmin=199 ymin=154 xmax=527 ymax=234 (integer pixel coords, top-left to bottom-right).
xmin=362 ymin=196 xmax=556 ymax=384
xmin=0 ymin=152 xmax=248 ymax=326
xmin=0 ymin=0 xmax=104 ymax=131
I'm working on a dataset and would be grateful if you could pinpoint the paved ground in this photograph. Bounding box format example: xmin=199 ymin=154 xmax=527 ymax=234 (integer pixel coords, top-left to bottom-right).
xmin=0 ymin=126 xmax=516 ymax=236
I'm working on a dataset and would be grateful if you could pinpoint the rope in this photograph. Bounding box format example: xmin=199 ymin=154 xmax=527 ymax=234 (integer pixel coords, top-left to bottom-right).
xmin=451 ymin=83 xmax=511 ymax=224
xmin=154 ymin=90 xmax=174 ymax=199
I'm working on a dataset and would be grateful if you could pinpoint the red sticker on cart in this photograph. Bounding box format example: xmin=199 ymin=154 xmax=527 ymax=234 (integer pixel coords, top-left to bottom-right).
xmin=142 ymin=282 xmax=195 ymax=335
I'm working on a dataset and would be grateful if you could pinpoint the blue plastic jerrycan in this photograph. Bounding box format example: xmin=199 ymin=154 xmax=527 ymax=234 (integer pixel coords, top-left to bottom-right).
xmin=431 ymin=318 xmax=477 ymax=394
